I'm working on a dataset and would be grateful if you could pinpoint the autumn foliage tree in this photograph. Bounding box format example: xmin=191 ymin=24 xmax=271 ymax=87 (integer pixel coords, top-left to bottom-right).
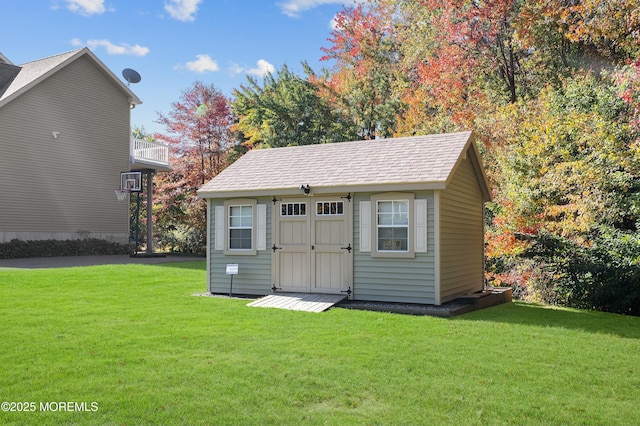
xmin=154 ymin=81 xmax=233 ymax=253
xmin=314 ymin=3 xmax=402 ymax=139
xmin=155 ymin=0 xmax=640 ymax=313
xmin=316 ymin=0 xmax=640 ymax=313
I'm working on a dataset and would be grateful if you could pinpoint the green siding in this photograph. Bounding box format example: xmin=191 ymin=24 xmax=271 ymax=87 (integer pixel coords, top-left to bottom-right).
xmin=208 ymin=197 xmax=272 ymax=295
xmin=353 ymin=192 xmax=436 ymax=304
xmin=439 ymin=156 xmax=484 ymax=302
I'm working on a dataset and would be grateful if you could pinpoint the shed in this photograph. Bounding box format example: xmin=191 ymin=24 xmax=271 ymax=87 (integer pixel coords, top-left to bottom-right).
xmin=197 ymin=131 xmax=491 ymax=305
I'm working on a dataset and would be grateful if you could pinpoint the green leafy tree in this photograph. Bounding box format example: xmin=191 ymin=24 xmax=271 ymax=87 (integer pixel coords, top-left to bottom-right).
xmin=232 ymin=64 xmax=358 ymax=148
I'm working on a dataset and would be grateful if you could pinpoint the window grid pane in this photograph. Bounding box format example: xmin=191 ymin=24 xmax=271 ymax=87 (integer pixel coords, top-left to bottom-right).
xmin=229 ymin=205 xmax=253 ymax=250
xmin=377 ymin=200 xmax=409 ymax=252
xmin=229 ymin=229 xmax=252 ymax=249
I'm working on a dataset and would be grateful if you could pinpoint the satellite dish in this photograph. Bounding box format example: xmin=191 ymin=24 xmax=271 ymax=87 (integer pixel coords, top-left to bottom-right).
xmin=122 ymin=68 xmax=141 ymax=86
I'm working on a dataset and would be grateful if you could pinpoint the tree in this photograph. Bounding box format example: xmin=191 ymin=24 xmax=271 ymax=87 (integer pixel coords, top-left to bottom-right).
xmin=153 ymin=81 xmax=233 ymax=253
xmin=304 ymin=0 xmax=640 ymax=314
xmin=232 ymin=64 xmax=358 ymax=148
xmin=385 ymin=0 xmax=536 ymax=136
xmin=315 ymin=3 xmax=403 ymax=139
xmin=484 ymin=72 xmax=640 ymax=309
xmin=156 ymin=81 xmax=232 ymax=183
xmin=555 ymin=0 xmax=640 ymax=62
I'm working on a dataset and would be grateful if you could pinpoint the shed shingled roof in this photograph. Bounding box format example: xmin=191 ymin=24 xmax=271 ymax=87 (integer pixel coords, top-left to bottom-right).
xmin=198 ymin=131 xmax=491 ymax=200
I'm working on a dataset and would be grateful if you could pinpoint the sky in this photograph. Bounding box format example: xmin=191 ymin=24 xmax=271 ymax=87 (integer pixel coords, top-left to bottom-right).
xmin=1 ymin=0 xmax=354 ymax=135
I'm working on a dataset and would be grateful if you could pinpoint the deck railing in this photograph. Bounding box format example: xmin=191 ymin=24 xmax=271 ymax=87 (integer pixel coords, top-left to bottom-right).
xmin=131 ymin=138 xmax=169 ymax=167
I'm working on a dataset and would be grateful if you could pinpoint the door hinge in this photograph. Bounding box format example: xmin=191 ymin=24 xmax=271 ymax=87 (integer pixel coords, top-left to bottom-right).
xmin=272 ymin=243 xmax=282 ymax=252
xmin=340 ymin=243 xmax=352 ymax=253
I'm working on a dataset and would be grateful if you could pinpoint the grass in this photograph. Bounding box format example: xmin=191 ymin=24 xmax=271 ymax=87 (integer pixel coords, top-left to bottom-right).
xmin=1 ymin=262 xmax=639 ymax=425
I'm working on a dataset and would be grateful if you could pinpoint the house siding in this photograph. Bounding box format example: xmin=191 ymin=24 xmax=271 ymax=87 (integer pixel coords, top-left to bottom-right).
xmin=439 ymin=154 xmax=484 ymax=302
xmin=353 ymin=192 xmax=436 ymax=304
xmin=0 ymin=55 xmax=130 ymax=243
xmin=209 ymin=197 xmax=272 ymax=295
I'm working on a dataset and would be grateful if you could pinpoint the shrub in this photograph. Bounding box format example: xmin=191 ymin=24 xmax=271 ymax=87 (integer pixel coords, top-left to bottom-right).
xmin=519 ymin=230 xmax=640 ymax=315
xmin=155 ymin=224 xmax=206 ymax=255
xmin=0 ymin=239 xmax=133 ymax=259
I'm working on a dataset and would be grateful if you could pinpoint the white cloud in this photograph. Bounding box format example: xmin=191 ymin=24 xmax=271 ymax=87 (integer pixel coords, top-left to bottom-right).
xmin=247 ymin=59 xmax=276 ymax=77
xmin=64 ymin=0 xmax=108 ymax=15
xmin=164 ymin=0 xmax=202 ymax=22
xmin=184 ymin=54 xmax=220 ymax=73
xmin=329 ymin=13 xmax=339 ymax=30
xmin=72 ymin=38 xmax=150 ymax=56
xmin=228 ymin=62 xmax=245 ymax=76
xmin=279 ymin=0 xmax=354 ymax=18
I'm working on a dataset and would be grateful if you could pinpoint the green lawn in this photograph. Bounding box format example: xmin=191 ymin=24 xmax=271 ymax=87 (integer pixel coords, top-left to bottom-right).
xmin=1 ymin=262 xmax=639 ymax=425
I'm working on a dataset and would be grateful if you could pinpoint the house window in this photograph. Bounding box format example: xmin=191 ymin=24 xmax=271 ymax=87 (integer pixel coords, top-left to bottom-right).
xmin=377 ymin=200 xmax=409 ymax=252
xmin=317 ymin=201 xmax=344 ymax=216
xmin=228 ymin=205 xmax=253 ymax=250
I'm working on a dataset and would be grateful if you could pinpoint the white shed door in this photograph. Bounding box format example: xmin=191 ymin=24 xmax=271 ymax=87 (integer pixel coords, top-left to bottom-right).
xmin=274 ymin=201 xmax=310 ymax=293
xmin=273 ymin=198 xmax=351 ymax=294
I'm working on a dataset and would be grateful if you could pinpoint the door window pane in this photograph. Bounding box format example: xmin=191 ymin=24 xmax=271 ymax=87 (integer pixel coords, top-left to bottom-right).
xmin=316 ymin=201 xmax=344 ymax=216
xmin=281 ymin=202 xmax=307 ymax=216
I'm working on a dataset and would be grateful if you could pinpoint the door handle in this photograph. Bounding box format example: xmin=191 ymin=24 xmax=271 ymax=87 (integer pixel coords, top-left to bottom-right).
xmin=311 ymin=245 xmax=315 ymax=250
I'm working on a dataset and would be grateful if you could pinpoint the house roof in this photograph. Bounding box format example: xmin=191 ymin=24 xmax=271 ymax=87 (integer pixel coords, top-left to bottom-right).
xmin=0 ymin=48 xmax=142 ymax=108
xmin=0 ymin=52 xmax=12 ymax=64
xmin=198 ymin=131 xmax=491 ymax=201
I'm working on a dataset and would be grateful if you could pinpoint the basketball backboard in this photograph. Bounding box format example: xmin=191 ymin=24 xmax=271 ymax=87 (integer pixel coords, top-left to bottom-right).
xmin=120 ymin=171 xmax=142 ymax=192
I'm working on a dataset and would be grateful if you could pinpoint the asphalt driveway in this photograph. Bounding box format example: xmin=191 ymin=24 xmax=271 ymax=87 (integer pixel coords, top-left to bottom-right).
xmin=0 ymin=254 xmax=203 ymax=269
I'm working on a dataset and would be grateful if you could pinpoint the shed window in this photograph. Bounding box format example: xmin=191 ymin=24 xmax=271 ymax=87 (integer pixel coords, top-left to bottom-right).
xmin=377 ymin=200 xmax=409 ymax=252
xmin=229 ymin=205 xmax=253 ymax=250
xmin=217 ymin=199 xmax=264 ymax=255
xmin=363 ymin=193 xmax=419 ymax=258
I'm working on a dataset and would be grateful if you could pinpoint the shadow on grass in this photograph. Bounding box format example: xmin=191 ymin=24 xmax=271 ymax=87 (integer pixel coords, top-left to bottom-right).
xmin=456 ymin=301 xmax=640 ymax=339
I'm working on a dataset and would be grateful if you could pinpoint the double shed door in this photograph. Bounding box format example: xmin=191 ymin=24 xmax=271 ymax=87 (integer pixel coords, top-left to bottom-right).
xmin=273 ymin=197 xmax=352 ymax=294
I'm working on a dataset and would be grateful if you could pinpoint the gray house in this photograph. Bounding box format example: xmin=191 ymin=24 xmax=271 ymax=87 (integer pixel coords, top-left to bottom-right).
xmin=198 ymin=131 xmax=491 ymax=305
xmin=0 ymin=48 xmax=169 ymax=246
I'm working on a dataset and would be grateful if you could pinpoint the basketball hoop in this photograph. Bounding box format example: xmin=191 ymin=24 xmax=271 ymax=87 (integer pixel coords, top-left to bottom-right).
xmin=114 ymin=188 xmax=130 ymax=201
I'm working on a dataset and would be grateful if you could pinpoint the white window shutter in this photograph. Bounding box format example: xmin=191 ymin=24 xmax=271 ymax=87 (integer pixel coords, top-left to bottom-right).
xmin=214 ymin=205 xmax=224 ymax=251
xmin=414 ymin=199 xmax=428 ymax=253
xmin=360 ymin=201 xmax=371 ymax=252
xmin=256 ymin=204 xmax=267 ymax=251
